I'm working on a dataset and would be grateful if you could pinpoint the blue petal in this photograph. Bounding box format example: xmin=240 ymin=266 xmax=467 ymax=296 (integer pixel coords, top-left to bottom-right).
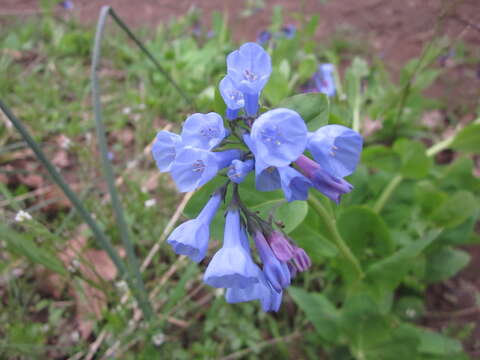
xmin=228 ymin=159 xmax=254 ymax=184
xmin=181 ymin=112 xmax=226 ymax=150
xmin=278 ymin=166 xmax=311 ymax=202
xmin=167 ymin=219 xmax=210 ymax=262
xmin=255 ymin=159 xmax=281 ymax=191
xmin=307 ymin=124 xmax=363 ymax=178
xmin=219 ymin=76 xmax=245 ymax=111
xmin=260 ymin=287 xmax=283 ymax=312
xmin=311 ymin=167 xmax=353 ymax=204
xmin=151 ymin=130 xmax=181 ymax=172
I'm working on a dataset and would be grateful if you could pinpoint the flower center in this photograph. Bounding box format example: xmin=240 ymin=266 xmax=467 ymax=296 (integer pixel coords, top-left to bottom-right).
xmin=243 ymin=69 xmax=258 ymax=82
xmin=200 ymin=127 xmax=220 ymax=139
xmin=192 ymin=160 xmax=205 ymax=173
xmin=261 ymin=126 xmax=283 ymax=146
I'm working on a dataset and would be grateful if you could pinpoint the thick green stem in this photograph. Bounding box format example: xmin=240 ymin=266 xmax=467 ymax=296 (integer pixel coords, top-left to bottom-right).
xmin=308 ymin=197 xmax=364 ymax=279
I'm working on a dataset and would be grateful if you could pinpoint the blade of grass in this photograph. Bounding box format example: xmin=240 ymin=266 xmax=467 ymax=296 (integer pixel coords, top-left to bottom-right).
xmin=92 ymin=6 xmax=153 ymax=319
xmin=100 ymin=6 xmax=193 ymax=105
xmin=0 ymin=100 xmax=127 ymax=279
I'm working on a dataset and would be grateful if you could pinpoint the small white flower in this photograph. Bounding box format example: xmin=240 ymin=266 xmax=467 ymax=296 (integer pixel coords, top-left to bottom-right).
xmin=115 ymin=280 xmax=128 ymax=291
xmin=214 ymin=288 xmax=225 ymax=297
xmin=70 ymin=331 xmax=80 ymax=342
xmin=144 ymin=199 xmax=156 ymax=208
xmin=152 ymin=332 xmax=165 ymax=347
xmin=122 ymin=107 xmax=132 ymax=115
xmin=60 ymin=136 xmax=72 ymax=149
xmin=14 ymin=210 xmax=32 ymax=222
xmin=405 ymin=308 xmax=417 ymax=318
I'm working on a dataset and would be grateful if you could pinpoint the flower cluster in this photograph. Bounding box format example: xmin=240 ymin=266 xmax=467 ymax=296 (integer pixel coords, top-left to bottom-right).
xmin=152 ymin=42 xmax=363 ymax=311
xmin=304 ymin=63 xmax=336 ymax=96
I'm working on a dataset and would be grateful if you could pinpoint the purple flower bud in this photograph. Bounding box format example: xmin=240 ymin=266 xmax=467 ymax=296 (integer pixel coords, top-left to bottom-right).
xmin=267 ymin=231 xmax=295 ymax=262
xmin=227 ymin=159 xmax=254 ymax=184
xmin=204 ymin=208 xmax=259 ymax=289
xmin=292 ymin=246 xmax=311 ymax=272
xmin=167 ymin=191 xmax=222 ymax=262
xmin=181 ymin=112 xmax=227 ymax=150
xmin=295 ymin=155 xmax=353 ymax=203
xmin=250 ymin=108 xmax=308 ymax=167
xmin=254 ymin=231 xmax=290 ymax=292
xmin=151 ymin=130 xmax=182 ymax=172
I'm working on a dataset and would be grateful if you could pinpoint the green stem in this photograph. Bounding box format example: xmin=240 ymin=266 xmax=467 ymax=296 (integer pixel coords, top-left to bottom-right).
xmin=92 ymin=6 xmax=153 ymax=319
xmin=308 ymin=197 xmax=364 ymax=279
xmin=352 ymin=95 xmax=361 ymax=133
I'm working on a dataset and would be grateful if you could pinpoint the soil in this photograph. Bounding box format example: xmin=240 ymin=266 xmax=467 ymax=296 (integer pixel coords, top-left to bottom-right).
xmin=1 ymin=0 xmax=480 ymax=357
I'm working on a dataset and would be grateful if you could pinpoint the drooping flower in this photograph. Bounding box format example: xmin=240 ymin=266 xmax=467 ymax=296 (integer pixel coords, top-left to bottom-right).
xmin=254 ymin=230 xmax=290 ymax=292
xmin=171 ymin=147 xmax=241 ymax=192
xmin=219 ymin=76 xmax=245 ymax=120
xmin=314 ymin=64 xmax=336 ymax=97
xmin=250 ymin=108 xmax=308 ymax=167
xmin=227 ymin=42 xmax=272 ymax=116
xmin=180 ymin=112 xmax=227 ymax=150
xmin=204 ymin=207 xmax=259 ymax=289
xmin=278 ymin=166 xmax=311 ymax=202
xmin=267 ymin=231 xmax=295 ymax=262
xmin=295 ymin=155 xmax=353 ymax=203
xmin=291 ymin=246 xmax=312 ymax=272
xmin=151 ymin=130 xmax=182 ymax=172
xmin=307 ymin=124 xmax=363 ymax=179
xmin=167 ymin=191 xmax=222 ymax=262
xmin=227 ymin=159 xmax=254 ymax=184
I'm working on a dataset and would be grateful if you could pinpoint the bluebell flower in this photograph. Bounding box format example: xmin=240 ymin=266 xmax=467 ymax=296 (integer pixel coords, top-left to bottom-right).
xmin=171 ymin=147 xmax=241 ymax=192
xmin=227 ymin=42 xmax=272 ymax=116
xmin=267 ymin=231 xmax=295 ymax=262
xmin=151 ymin=130 xmax=182 ymax=172
xmin=256 ymin=30 xmax=272 ymax=45
xmin=307 ymin=125 xmax=363 ymax=179
xmin=204 ymin=207 xmax=259 ymax=289
xmin=314 ymin=64 xmax=336 ymax=97
xmin=295 ymin=155 xmax=353 ymax=203
xmin=59 ymin=0 xmax=74 ymax=9
xmin=219 ymin=76 xmax=245 ymax=120
xmin=278 ymin=166 xmax=311 ymax=202
xmin=250 ymin=108 xmax=308 ymax=167
xmin=227 ymin=159 xmax=254 ymax=184
xmin=254 ymin=230 xmax=290 ymax=292
xmin=280 ymin=24 xmax=296 ymax=38
xmin=167 ymin=192 xmax=222 ymax=262
xmin=291 ymin=246 xmax=311 ymax=272
xmin=180 ymin=112 xmax=227 ymax=150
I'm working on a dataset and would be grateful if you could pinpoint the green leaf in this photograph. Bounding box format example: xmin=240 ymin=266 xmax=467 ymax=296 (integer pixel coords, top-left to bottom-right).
xmin=298 ymin=54 xmax=317 ymax=82
xmin=424 ymin=247 xmax=470 ymax=283
xmin=414 ymin=181 xmax=448 ymax=216
xmin=393 ymin=138 xmax=432 ymax=179
xmin=338 ymin=206 xmax=394 ymax=266
xmin=430 ymin=191 xmax=478 ymax=229
xmin=251 ymin=200 xmax=308 ymax=234
xmin=263 ymin=70 xmax=290 ymax=106
xmin=288 ymin=287 xmax=340 ymax=343
xmin=451 ymin=123 xmax=480 ymax=153
xmin=277 ymin=93 xmax=329 ymax=130
xmin=361 ymin=145 xmax=401 ymax=173
xmin=402 ymin=324 xmax=464 ymax=356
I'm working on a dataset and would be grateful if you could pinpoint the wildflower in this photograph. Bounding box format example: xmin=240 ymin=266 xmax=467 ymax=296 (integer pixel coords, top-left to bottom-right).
xmin=314 ymin=64 xmax=336 ymax=97
xmin=204 ymin=207 xmax=259 ymax=288
xmin=152 ymin=333 xmax=166 ymax=347
xmin=14 ymin=210 xmax=32 ymax=222
xmin=291 ymin=246 xmax=312 ymax=272
xmin=170 ymin=147 xmax=241 ymax=192
xmin=59 ymin=0 xmax=74 ymax=10
xmin=227 ymin=42 xmax=272 ymax=116
xmin=307 ymin=124 xmax=363 ymax=178
xmin=151 ymin=130 xmax=182 ymax=172
xmin=167 ymin=191 xmax=222 ymax=262
xmin=180 ymin=112 xmax=227 ymax=150
xmin=256 ymin=30 xmax=272 ymax=45
xmin=278 ymin=166 xmax=311 ymax=202
xmin=227 ymin=159 xmax=254 ymax=184
xmin=250 ymin=108 xmax=307 ymax=167
xmin=280 ymin=24 xmax=296 ymax=38
xmin=267 ymin=231 xmax=295 ymax=262
xmin=254 ymin=230 xmax=290 ymax=292
xmin=144 ymin=199 xmax=156 ymax=208
xmin=219 ymin=76 xmax=245 ymax=120
xmin=295 ymin=155 xmax=353 ymax=203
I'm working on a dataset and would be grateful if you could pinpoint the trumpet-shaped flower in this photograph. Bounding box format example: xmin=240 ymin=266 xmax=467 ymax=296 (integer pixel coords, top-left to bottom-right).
xmin=278 ymin=166 xmax=311 ymax=202
xmin=181 ymin=112 xmax=227 ymax=150
xmin=171 ymin=147 xmax=240 ymax=192
xmin=227 ymin=42 xmax=272 ymax=116
xmin=167 ymin=192 xmax=222 ymax=262
xmin=204 ymin=208 xmax=259 ymax=289
xmin=295 ymin=155 xmax=353 ymax=203
xmin=227 ymin=159 xmax=254 ymax=184
xmin=314 ymin=64 xmax=336 ymax=97
xmin=307 ymin=125 xmax=363 ymax=179
xmin=219 ymin=76 xmax=245 ymax=120
xmin=250 ymin=108 xmax=307 ymax=167
xmin=151 ymin=130 xmax=182 ymax=172
xmin=254 ymin=230 xmax=290 ymax=292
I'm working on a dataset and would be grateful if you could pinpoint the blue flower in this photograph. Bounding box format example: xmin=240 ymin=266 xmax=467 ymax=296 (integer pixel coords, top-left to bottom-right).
xmin=219 ymin=76 xmax=245 ymax=120
xmin=167 ymin=192 xmax=222 ymax=262
xmin=307 ymin=125 xmax=363 ymax=179
xmin=204 ymin=207 xmax=259 ymax=289
xmin=314 ymin=64 xmax=336 ymax=97
xmin=227 ymin=42 xmax=272 ymax=116
xmin=256 ymin=30 xmax=272 ymax=45
xmin=180 ymin=112 xmax=227 ymax=150
xmin=295 ymin=155 xmax=353 ymax=203
xmin=227 ymin=159 xmax=254 ymax=184
xmin=254 ymin=230 xmax=290 ymax=292
xmin=151 ymin=130 xmax=182 ymax=172
xmin=171 ymin=147 xmax=241 ymax=192
xmin=250 ymin=108 xmax=308 ymax=167
xmin=278 ymin=166 xmax=311 ymax=202
xmin=280 ymin=24 xmax=296 ymax=38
